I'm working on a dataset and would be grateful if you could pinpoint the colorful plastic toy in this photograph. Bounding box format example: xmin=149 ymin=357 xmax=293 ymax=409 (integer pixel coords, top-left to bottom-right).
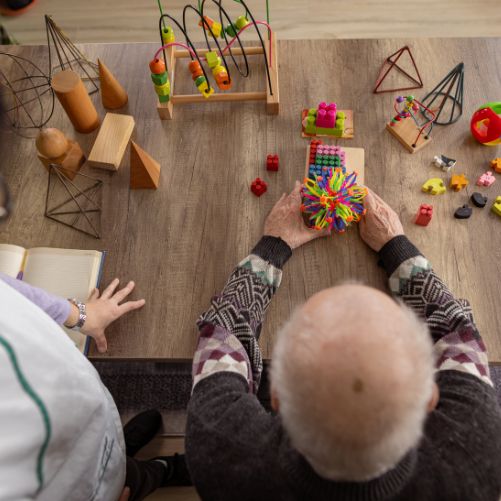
xmin=422 ymin=178 xmax=446 ymax=195
xmin=471 ymin=192 xmax=488 ymax=208
xmin=149 ymin=57 xmax=170 ymax=103
xmin=477 ymin=171 xmax=496 ymax=187
xmin=300 ymin=168 xmax=367 ymax=233
xmin=470 ymin=102 xmax=501 ymax=146
xmin=454 ymin=205 xmax=472 ymax=219
xmin=301 ymin=102 xmax=353 ymax=139
xmin=415 ymin=204 xmax=433 ymax=226
xmin=490 ymin=158 xmax=501 ymax=173
xmin=266 ymin=154 xmax=279 ymax=172
xmin=491 ymin=196 xmax=501 ymax=217
xmin=251 ymin=177 xmax=267 ymax=196
xmin=306 ymin=142 xmax=346 ymax=180
xmin=433 ymin=154 xmax=456 ymax=172
xmin=450 ymin=173 xmax=469 ymax=192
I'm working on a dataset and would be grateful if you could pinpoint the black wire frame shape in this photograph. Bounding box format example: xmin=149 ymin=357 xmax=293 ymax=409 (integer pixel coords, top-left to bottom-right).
xmin=44 ymin=164 xmax=103 ymax=239
xmin=421 ymin=63 xmax=464 ymax=126
xmin=45 ymin=15 xmax=100 ymax=96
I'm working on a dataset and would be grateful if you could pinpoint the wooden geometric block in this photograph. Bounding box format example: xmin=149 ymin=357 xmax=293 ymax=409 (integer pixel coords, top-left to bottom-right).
xmin=130 ymin=141 xmax=160 ymax=189
xmin=98 ymin=59 xmax=128 ymax=110
xmin=37 ymin=139 xmax=85 ymax=181
xmin=386 ymin=117 xmax=431 ymax=153
xmin=88 ymin=113 xmax=135 ymax=171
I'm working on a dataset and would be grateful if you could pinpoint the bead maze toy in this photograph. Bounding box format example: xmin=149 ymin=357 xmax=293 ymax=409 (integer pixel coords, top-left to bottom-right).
xmin=301 ymin=102 xmax=354 ymax=139
xmin=470 ymin=103 xmax=501 ymax=146
xmin=373 ymin=46 xmax=423 ymax=94
xmin=421 ymin=63 xmax=464 ymax=125
xmin=301 ymin=140 xmax=367 ymax=233
xmin=149 ymin=0 xmax=279 ymax=120
xmin=386 ymin=95 xmax=436 ymax=153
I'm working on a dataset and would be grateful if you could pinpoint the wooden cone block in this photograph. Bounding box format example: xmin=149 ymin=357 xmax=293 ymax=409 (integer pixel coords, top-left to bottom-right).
xmin=51 ymin=69 xmax=100 ymax=133
xmin=98 ymin=59 xmax=128 ymax=110
xmin=130 ymin=141 xmax=160 ymax=189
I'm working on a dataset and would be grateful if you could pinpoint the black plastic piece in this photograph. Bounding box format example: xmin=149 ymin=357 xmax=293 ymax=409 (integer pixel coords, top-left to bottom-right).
xmin=471 ymin=192 xmax=488 ymax=208
xmin=454 ymin=204 xmax=472 ymax=219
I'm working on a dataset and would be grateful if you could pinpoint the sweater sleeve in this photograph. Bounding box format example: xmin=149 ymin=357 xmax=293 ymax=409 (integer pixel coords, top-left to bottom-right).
xmin=0 ymin=273 xmax=71 ymax=325
xmin=192 ymin=236 xmax=292 ymax=393
xmin=378 ymin=235 xmax=491 ymax=386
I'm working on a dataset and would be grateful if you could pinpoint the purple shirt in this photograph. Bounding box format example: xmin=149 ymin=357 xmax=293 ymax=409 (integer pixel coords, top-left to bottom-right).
xmin=0 ymin=272 xmax=70 ymax=325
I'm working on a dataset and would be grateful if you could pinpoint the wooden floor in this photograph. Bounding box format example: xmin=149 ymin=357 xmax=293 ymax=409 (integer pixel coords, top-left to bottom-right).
xmin=2 ymin=0 xmax=501 ymax=43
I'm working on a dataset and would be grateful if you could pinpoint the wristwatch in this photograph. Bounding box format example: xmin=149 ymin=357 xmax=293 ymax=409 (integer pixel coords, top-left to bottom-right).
xmin=67 ymin=298 xmax=87 ymax=331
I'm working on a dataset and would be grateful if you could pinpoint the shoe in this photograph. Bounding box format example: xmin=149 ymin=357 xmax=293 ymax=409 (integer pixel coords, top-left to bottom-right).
xmin=123 ymin=409 xmax=162 ymax=457
xmin=155 ymin=453 xmax=192 ymax=486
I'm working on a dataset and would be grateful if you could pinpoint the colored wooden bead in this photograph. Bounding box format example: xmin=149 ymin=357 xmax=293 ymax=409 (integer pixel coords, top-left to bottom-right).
xmin=415 ymin=204 xmax=433 ymax=226
xmin=251 ymin=177 xmax=267 ymax=196
xmin=225 ymin=24 xmax=237 ymax=37
xmin=235 ymin=15 xmax=250 ymax=30
xmin=454 ymin=205 xmax=472 ymax=219
xmin=266 ymin=154 xmax=279 ymax=171
xmin=151 ymin=72 xmax=168 ymax=86
xmin=189 ymin=60 xmax=202 ymax=73
xmin=149 ymin=58 xmax=166 ymax=75
xmin=422 ymin=178 xmax=446 ymax=195
xmin=154 ymin=81 xmax=171 ymax=97
xmin=215 ymin=72 xmax=231 ymax=90
xmin=161 ymin=26 xmax=175 ymax=44
xmin=206 ymin=51 xmax=221 ymax=69
xmin=477 ymin=171 xmax=496 ymax=187
xmin=197 ymin=80 xmax=214 ymax=98
xmin=450 ymin=173 xmax=469 ymax=192
xmin=491 ymin=196 xmax=501 ymax=217
xmin=194 ymin=75 xmax=206 ymax=87
xmin=471 ymin=192 xmax=488 ymax=208
xmin=212 ymin=65 xmax=226 ymax=77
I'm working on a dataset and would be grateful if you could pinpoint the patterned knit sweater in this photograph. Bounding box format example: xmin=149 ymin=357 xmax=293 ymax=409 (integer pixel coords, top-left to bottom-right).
xmin=186 ymin=235 xmax=501 ymax=501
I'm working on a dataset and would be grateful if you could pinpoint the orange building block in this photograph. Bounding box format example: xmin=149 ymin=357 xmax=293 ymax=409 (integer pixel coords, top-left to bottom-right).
xmin=490 ymin=158 xmax=501 ymax=174
xmin=450 ymin=173 xmax=469 ymax=192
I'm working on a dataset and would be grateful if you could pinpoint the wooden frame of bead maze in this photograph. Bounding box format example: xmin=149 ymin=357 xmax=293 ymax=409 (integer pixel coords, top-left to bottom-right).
xmin=152 ymin=0 xmax=279 ymax=120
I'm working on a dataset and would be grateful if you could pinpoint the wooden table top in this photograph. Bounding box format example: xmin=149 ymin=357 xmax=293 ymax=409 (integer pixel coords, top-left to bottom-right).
xmin=1 ymin=39 xmax=500 ymax=362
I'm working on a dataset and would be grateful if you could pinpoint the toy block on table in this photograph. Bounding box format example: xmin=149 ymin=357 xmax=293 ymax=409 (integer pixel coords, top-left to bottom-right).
xmin=88 ymin=113 xmax=135 ymax=171
xmin=36 ymin=128 xmax=85 ymax=181
xmin=130 ymin=141 xmax=161 ymax=189
xmin=304 ymin=140 xmax=364 ymax=183
xmin=492 ymin=196 xmax=501 ymax=217
xmin=471 ymin=192 xmax=488 ymax=208
xmin=477 ymin=171 xmax=496 ymax=187
xmin=301 ymin=103 xmax=354 ymax=139
xmin=454 ymin=205 xmax=472 ymax=219
xmin=433 ymin=155 xmax=456 ymax=172
xmin=450 ymin=173 xmax=468 ymax=192
xmin=251 ymin=177 xmax=267 ymax=197
xmin=266 ymin=154 xmax=279 ymax=172
xmin=98 ymin=59 xmax=128 ymax=110
xmin=415 ymin=204 xmax=433 ymax=226
xmin=51 ymin=69 xmax=100 ymax=134
xmin=490 ymin=158 xmax=501 ymax=174
xmin=422 ymin=178 xmax=446 ymax=195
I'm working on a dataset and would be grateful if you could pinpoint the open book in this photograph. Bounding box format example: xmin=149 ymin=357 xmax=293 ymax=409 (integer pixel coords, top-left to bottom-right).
xmin=0 ymin=244 xmax=105 ymax=354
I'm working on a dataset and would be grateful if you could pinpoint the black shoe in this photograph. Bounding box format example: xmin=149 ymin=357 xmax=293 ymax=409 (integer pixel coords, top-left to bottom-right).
xmin=123 ymin=409 xmax=162 ymax=457
xmin=155 ymin=453 xmax=192 ymax=486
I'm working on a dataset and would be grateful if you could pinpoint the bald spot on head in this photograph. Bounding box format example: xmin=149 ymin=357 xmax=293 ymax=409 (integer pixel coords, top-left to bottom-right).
xmin=282 ymin=284 xmax=430 ymax=451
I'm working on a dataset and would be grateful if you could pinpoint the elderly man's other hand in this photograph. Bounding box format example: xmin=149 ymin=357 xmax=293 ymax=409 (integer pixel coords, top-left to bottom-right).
xmin=264 ymin=181 xmax=330 ymax=249
xmin=359 ymin=190 xmax=404 ymax=252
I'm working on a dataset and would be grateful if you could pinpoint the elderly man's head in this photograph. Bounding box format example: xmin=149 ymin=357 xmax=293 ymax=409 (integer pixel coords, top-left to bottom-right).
xmin=271 ymin=284 xmax=437 ymax=481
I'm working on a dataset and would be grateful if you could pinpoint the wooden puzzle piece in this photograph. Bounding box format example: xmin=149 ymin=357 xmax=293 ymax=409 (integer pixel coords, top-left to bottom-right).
xmin=454 ymin=205 xmax=472 ymax=219
xmin=450 ymin=173 xmax=468 ymax=192
xmin=422 ymin=178 xmax=446 ymax=195
xmin=477 ymin=171 xmax=496 ymax=187
xmin=490 ymin=158 xmax=501 ymax=174
xmin=492 ymin=196 xmax=501 ymax=217
xmin=471 ymin=192 xmax=488 ymax=208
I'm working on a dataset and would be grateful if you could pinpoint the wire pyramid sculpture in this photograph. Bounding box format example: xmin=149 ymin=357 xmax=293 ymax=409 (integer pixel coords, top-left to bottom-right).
xmin=45 ymin=15 xmax=100 ymax=95
xmin=421 ymin=63 xmax=464 ymax=125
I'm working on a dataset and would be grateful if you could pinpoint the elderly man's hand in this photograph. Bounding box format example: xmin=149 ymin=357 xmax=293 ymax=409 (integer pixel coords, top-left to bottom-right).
xmin=359 ymin=190 xmax=404 ymax=252
xmin=264 ymin=181 xmax=330 ymax=249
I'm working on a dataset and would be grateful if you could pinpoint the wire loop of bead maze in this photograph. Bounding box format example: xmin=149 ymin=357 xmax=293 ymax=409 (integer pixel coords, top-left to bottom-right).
xmin=152 ymin=0 xmax=279 ymax=120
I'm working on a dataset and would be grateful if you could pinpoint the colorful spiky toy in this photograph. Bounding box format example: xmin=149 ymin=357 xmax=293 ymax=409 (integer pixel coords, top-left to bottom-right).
xmin=301 ymin=168 xmax=368 ymax=233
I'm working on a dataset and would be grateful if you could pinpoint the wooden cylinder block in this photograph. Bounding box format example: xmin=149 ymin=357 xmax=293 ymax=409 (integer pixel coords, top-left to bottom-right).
xmin=51 ymin=69 xmax=100 ymax=133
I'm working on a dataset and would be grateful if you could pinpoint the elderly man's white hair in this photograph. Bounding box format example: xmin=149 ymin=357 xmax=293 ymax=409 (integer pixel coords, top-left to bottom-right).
xmin=271 ymin=284 xmax=435 ymax=481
